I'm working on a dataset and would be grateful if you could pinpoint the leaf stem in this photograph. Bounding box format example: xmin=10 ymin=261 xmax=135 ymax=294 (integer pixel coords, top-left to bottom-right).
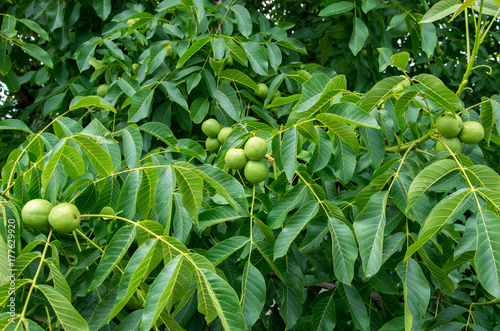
xmin=385 ymin=130 xmax=433 ymax=153
xmin=15 ymin=230 xmax=52 ymax=330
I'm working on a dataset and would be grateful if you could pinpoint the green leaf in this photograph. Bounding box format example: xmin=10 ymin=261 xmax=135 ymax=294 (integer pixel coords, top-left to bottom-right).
xmin=69 ymin=96 xmax=116 ymax=112
xmin=414 ymin=74 xmax=462 ymax=111
xmin=221 ymin=36 xmax=248 ymax=66
xmin=391 ymin=51 xmax=410 ymax=71
xmin=137 ymin=166 xmax=158 ymax=220
xmin=142 ymin=254 xmax=194 ymax=330
xmin=320 ymin=1 xmax=355 ymax=16
xmin=195 ymin=165 xmax=248 ymax=214
xmin=275 ymin=38 xmax=307 ymax=54
xmin=420 ymin=0 xmax=461 ymax=23
xmin=20 ymin=18 xmax=49 ymax=41
xmin=176 ymin=35 xmax=210 ymax=69
xmin=267 ymin=43 xmax=282 ymax=70
xmin=139 ymin=121 xmax=177 ymax=147
xmin=94 ymin=0 xmax=111 ymax=20
xmin=205 ymin=236 xmax=249 ymax=266
xmin=200 ymin=269 xmax=247 ymax=331
xmin=316 ymin=115 xmax=359 ymax=153
xmin=296 ymin=119 xmax=319 ymax=144
xmin=111 ymin=239 xmax=157 ymax=320
xmin=475 ymin=208 xmax=500 ymax=298
xmin=214 ymin=84 xmax=242 ymax=121
xmin=129 ymin=88 xmax=154 ymax=123
xmin=76 ymin=44 xmax=97 ymax=71
xmin=311 ymin=292 xmax=336 ymax=331
xmin=328 ymin=103 xmax=380 ymax=128
xmin=36 ymin=284 xmax=89 ymax=331
xmin=267 ymin=183 xmax=307 ymax=229
xmin=405 ymin=188 xmax=472 ymax=261
xmin=406 ymin=159 xmax=460 ymax=211
xmin=360 ymin=76 xmax=406 ymax=112
xmin=328 ymin=218 xmax=358 ymax=285
xmin=72 ymin=135 xmax=113 ymax=177
xmin=240 ymin=41 xmax=268 ymax=76
xmin=274 ymin=201 xmax=320 ymax=258
xmin=90 ymin=226 xmax=136 ymax=289
xmin=46 ymin=259 xmax=72 ymax=301
xmin=338 ymin=283 xmax=370 ymax=331
xmin=161 ymin=81 xmax=189 ymax=110
xmin=0 ymin=119 xmax=33 ymax=134
xmin=282 ymin=126 xmax=298 ymax=183
xmin=293 ymin=73 xmax=330 ymax=114
xmin=349 ymin=18 xmax=369 ymax=56
xmin=231 ymin=5 xmax=252 ymax=38
xmin=88 ymin=287 xmax=119 ymax=330
xmin=418 ymin=248 xmax=455 ymax=295
xmin=21 ymin=43 xmax=53 ymax=68
xmin=241 ymin=261 xmax=266 ymax=328
xmin=103 ymin=39 xmax=123 ymax=60
xmin=116 ymin=169 xmax=142 ymax=219
xmin=421 ymin=23 xmax=437 ymax=57
xmin=395 ymin=90 xmax=419 ymax=119
xmin=219 ymin=69 xmax=258 ymax=91
xmin=332 ymin=135 xmax=355 ymax=184
xmin=397 ymin=259 xmax=430 ymax=331
xmin=59 ymin=145 xmax=85 ymax=179
xmin=174 ymin=163 xmax=204 ymax=222
xmin=354 ymin=191 xmax=388 ymax=277
xmin=122 ymin=126 xmax=142 ymax=169
xmin=310 ymin=128 xmax=333 ymax=173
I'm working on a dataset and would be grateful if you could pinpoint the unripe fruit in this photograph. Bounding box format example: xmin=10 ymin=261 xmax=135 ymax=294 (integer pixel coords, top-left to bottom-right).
xmin=166 ymin=44 xmax=174 ymax=57
xmin=270 ymin=108 xmax=279 ymax=117
xmin=225 ymin=148 xmax=248 ymax=169
xmin=206 ymin=137 xmax=221 ymax=153
xmin=217 ymin=127 xmax=232 ymax=144
xmin=127 ymin=18 xmax=139 ymax=29
xmin=126 ymin=289 xmax=146 ymax=309
xmin=22 ymin=199 xmax=53 ymax=229
xmin=244 ymin=161 xmax=267 ymax=185
xmin=97 ymin=84 xmax=109 ymax=98
xmin=255 ymin=83 xmax=269 ymax=99
xmin=131 ymin=63 xmax=140 ymax=75
xmin=271 ymin=90 xmax=281 ymax=101
xmin=436 ymin=137 xmax=462 ymax=153
xmin=226 ymin=56 xmax=233 ymax=66
xmin=100 ymin=206 xmax=115 ymax=220
xmin=436 ymin=113 xmax=462 ymax=137
xmin=202 ymin=119 xmax=221 ymax=138
xmin=459 ymin=121 xmax=485 ymax=144
xmin=244 ymin=136 xmax=268 ymax=161
xmin=48 ymin=203 xmax=81 ymax=233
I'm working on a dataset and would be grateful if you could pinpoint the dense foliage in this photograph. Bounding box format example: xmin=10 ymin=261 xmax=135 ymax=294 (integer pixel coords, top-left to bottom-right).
xmin=1 ymin=0 xmax=500 ymax=330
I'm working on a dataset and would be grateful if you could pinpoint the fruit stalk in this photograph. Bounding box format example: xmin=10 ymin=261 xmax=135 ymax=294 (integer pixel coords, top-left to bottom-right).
xmin=386 ymin=130 xmax=433 ymax=153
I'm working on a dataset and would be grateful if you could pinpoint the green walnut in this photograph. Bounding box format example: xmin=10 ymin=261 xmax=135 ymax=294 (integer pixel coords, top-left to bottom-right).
xmin=202 ymin=119 xmax=221 ymax=138
xmin=459 ymin=121 xmax=485 ymax=144
xmin=225 ymin=148 xmax=248 ymax=170
xmin=22 ymin=199 xmax=53 ymax=230
xmin=48 ymin=203 xmax=81 ymax=233
xmin=218 ymin=127 xmax=232 ymax=145
xmin=244 ymin=136 xmax=268 ymax=161
xmin=255 ymin=83 xmax=269 ymax=99
xmin=244 ymin=160 xmax=267 ymax=185
xmin=206 ymin=137 xmax=221 ymax=153
xmin=436 ymin=113 xmax=463 ymax=137
xmin=97 ymin=84 xmax=109 ymax=98
xmin=131 ymin=63 xmax=140 ymax=75
xmin=436 ymin=137 xmax=463 ymax=153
